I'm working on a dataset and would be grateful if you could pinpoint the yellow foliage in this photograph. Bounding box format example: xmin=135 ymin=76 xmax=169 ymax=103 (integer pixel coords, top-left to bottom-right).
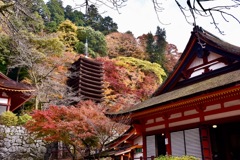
xmin=115 ymin=56 xmax=167 ymax=83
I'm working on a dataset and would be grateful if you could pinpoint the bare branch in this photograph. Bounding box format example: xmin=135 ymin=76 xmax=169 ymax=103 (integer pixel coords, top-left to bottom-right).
xmin=174 ymin=0 xmax=240 ymax=34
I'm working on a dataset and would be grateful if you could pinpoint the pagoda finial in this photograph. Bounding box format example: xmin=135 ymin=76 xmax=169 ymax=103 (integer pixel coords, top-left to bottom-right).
xmin=85 ymin=38 xmax=89 ymax=58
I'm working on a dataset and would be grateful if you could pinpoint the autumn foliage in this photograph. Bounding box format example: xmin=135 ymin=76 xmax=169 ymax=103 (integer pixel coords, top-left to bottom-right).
xmin=26 ymin=104 xmax=96 ymax=145
xmin=25 ymin=100 xmax=129 ymax=159
xmin=97 ymin=56 xmax=166 ymax=112
xmin=105 ymin=32 xmax=147 ymax=59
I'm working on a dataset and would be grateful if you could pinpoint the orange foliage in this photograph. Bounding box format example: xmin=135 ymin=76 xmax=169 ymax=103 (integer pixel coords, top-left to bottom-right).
xmin=25 ymin=100 xmax=129 ymax=158
xmin=105 ymin=32 xmax=147 ymax=59
xmin=163 ymin=43 xmax=181 ymax=73
xmin=97 ymin=57 xmax=160 ymax=112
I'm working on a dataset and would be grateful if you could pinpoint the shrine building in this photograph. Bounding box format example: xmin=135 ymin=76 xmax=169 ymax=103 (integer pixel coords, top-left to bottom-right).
xmin=106 ymin=26 xmax=240 ymax=160
xmin=0 ymin=72 xmax=35 ymax=114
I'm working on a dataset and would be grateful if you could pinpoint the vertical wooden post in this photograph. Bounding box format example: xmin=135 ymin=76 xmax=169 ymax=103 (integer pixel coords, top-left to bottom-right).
xmin=200 ymin=125 xmax=212 ymax=160
xmin=142 ymin=133 xmax=147 ymax=160
xmin=165 ymin=129 xmax=171 ymax=155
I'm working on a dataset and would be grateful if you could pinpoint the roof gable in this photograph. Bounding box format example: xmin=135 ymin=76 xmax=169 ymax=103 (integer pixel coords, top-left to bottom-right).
xmin=153 ymin=26 xmax=240 ymax=96
xmin=105 ymin=26 xmax=240 ymax=117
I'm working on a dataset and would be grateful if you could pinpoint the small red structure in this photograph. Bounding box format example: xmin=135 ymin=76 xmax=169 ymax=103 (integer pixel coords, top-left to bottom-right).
xmin=0 ymin=72 xmax=35 ymax=114
xmin=106 ymin=26 xmax=240 ymax=160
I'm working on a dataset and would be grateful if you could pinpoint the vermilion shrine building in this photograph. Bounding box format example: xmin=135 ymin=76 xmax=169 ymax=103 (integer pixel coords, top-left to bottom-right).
xmin=0 ymin=72 xmax=35 ymax=114
xmin=106 ymin=26 xmax=240 ymax=160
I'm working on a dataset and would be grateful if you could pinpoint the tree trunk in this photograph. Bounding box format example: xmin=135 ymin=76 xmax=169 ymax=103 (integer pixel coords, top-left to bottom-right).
xmin=35 ymin=97 xmax=39 ymax=110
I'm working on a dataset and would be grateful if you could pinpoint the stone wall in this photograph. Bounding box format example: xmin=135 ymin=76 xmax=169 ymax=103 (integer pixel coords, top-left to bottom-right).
xmin=0 ymin=125 xmax=47 ymax=160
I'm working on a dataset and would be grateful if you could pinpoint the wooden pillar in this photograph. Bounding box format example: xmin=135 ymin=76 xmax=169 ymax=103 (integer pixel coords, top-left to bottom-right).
xmin=164 ymin=114 xmax=171 ymax=155
xmin=200 ymin=125 xmax=212 ymax=160
xmin=121 ymin=155 xmax=123 ymax=160
xmin=165 ymin=129 xmax=171 ymax=155
xmin=143 ymin=133 xmax=147 ymax=160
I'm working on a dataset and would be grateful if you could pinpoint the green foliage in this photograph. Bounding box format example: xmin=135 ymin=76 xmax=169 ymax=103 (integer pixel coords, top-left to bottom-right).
xmin=99 ymin=16 xmax=118 ymax=35
xmin=57 ymin=19 xmax=78 ymax=52
xmin=18 ymin=114 xmax=32 ymax=125
xmin=45 ymin=21 xmax=58 ymax=32
xmin=146 ymin=32 xmax=155 ymax=61
xmin=29 ymin=33 xmax=64 ymax=56
xmin=155 ymin=155 xmax=199 ymax=160
xmin=0 ymin=111 xmax=18 ymax=126
xmin=64 ymin=5 xmax=85 ymax=26
xmin=76 ymin=26 xmax=107 ymax=57
xmin=0 ymin=33 xmax=11 ymax=73
xmin=146 ymin=26 xmax=167 ymax=67
xmin=85 ymin=5 xmax=118 ymax=35
xmin=115 ymin=56 xmax=167 ymax=83
xmin=46 ymin=0 xmax=65 ymax=32
xmin=30 ymin=0 xmax=51 ymax=22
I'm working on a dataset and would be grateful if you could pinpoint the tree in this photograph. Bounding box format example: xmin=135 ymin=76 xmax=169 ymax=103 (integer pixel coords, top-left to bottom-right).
xmin=145 ymin=32 xmax=155 ymax=62
xmin=164 ymin=43 xmax=181 ymax=73
xmin=105 ymin=32 xmax=147 ymax=59
xmin=46 ymin=0 xmax=65 ymax=32
xmin=75 ymin=26 xmax=107 ymax=57
xmin=6 ymin=31 xmax=68 ymax=110
xmin=85 ymin=4 xmax=102 ymax=30
xmin=154 ymin=26 xmax=167 ymax=65
xmin=84 ymin=4 xmax=118 ymax=35
xmin=29 ymin=0 xmax=51 ymax=23
xmin=96 ymin=56 xmax=166 ymax=112
xmin=57 ymin=19 xmax=79 ymax=52
xmin=25 ymin=100 xmax=129 ymax=160
xmin=0 ymin=33 xmax=11 ymax=74
xmin=99 ymin=16 xmax=118 ymax=35
xmin=0 ymin=0 xmax=44 ymax=34
xmin=64 ymin=5 xmax=85 ymax=26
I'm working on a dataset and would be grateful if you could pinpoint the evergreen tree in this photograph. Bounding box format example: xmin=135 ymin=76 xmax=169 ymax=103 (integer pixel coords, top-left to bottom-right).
xmin=30 ymin=0 xmax=51 ymax=23
xmin=64 ymin=5 xmax=85 ymax=26
xmin=145 ymin=32 xmax=155 ymax=62
xmin=85 ymin=4 xmax=102 ymax=30
xmin=99 ymin=16 xmax=118 ymax=35
xmin=155 ymin=26 xmax=167 ymax=65
xmin=75 ymin=26 xmax=107 ymax=57
xmin=46 ymin=0 xmax=65 ymax=32
xmin=85 ymin=4 xmax=118 ymax=35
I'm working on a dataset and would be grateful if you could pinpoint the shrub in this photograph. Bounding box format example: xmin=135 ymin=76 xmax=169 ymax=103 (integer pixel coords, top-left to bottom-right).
xmin=155 ymin=155 xmax=200 ymax=160
xmin=0 ymin=111 xmax=18 ymax=126
xmin=18 ymin=114 xmax=32 ymax=125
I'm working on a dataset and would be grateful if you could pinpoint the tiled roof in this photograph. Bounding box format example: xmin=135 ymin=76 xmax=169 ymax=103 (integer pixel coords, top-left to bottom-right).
xmin=0 ymin=72 xmax=35 ymax=92
xmin=152 ymin=26 xmax=240 ymax=97
xmin=196 ymin=27 xmax=240 ymax=56
xmin=109 ymin=69 xmax=240 ymax=115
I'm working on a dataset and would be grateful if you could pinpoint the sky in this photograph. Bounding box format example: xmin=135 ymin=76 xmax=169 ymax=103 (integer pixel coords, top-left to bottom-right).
xmin=63 ymin=0 xmax=240 ymax=52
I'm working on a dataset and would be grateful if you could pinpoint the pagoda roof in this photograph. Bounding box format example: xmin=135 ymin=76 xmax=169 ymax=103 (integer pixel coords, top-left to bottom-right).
xmin=68 ymin=56 xmax=104 ymax=103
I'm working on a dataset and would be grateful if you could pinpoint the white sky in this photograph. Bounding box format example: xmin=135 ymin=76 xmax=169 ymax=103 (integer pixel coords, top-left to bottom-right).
xmin=63 ymin=0 xmax=240 ymax=52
